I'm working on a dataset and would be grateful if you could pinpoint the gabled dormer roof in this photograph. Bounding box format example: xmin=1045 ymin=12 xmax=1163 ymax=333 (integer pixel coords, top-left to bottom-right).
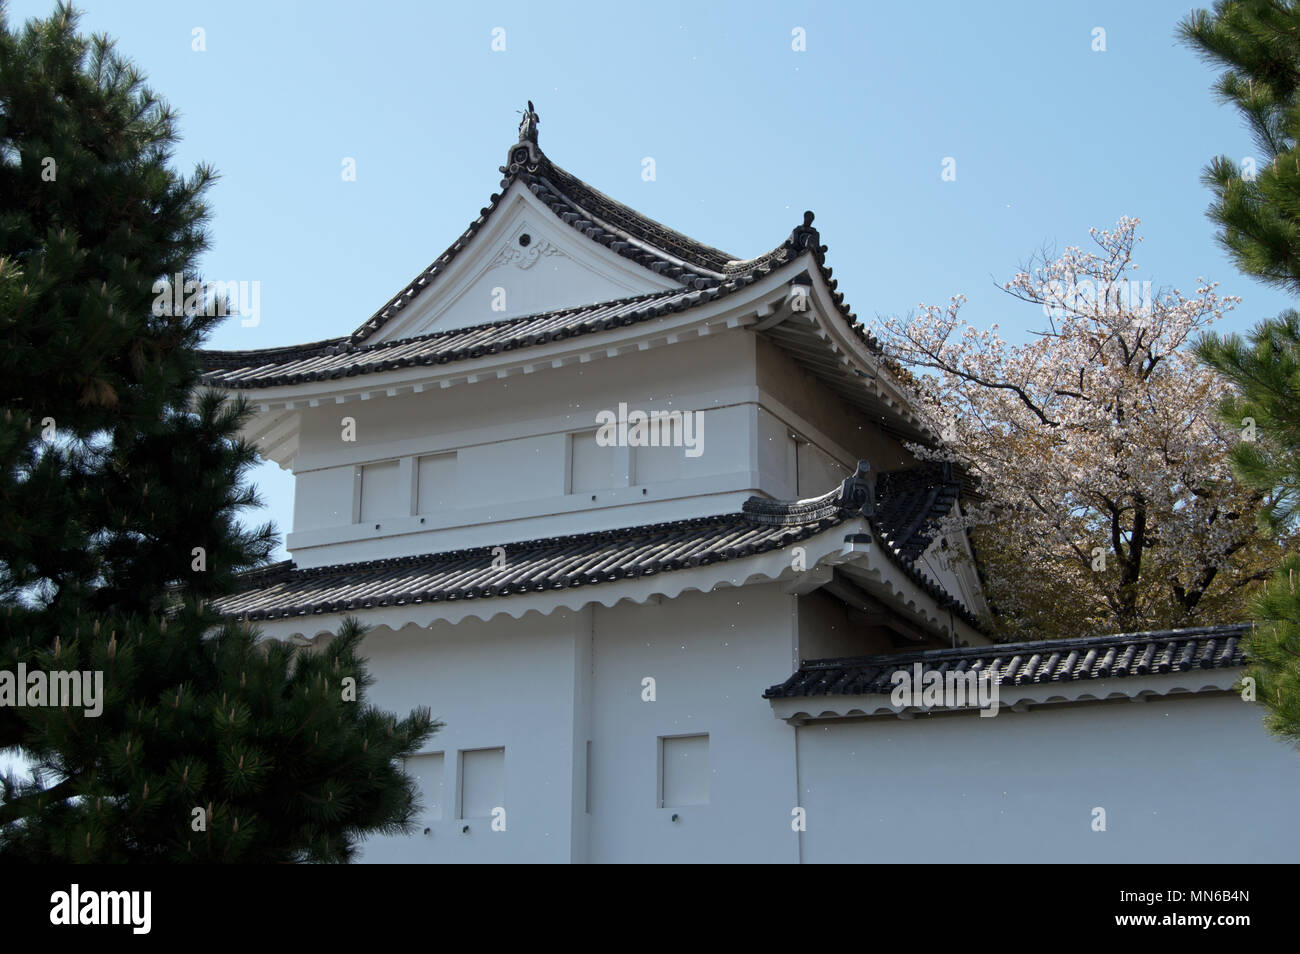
xmin=346 ymin=102 xmax=838 ymax=346
xmin=200 ymin=105 xmax=940 ymax=456
xmin=203 ymin=105 xmax=882 ymax=381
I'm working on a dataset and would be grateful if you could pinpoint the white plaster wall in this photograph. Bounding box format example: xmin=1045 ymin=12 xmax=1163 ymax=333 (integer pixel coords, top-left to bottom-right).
xmin=354 ymin=583 xmax=803 ymax=863
xmin=460 ymin=434 xmax=567 ymax=503
xmin=281 ymin=331 xmax=859 ymax=567
xmin=797 ymin=441 xmax=851 ymax=498
xmin=278 ymin=321 xmax=984 ymax=578
xmin=355 ymin=610 xmax=587 ymax=863
xmin=754 ymin=335 xmax=909 ymax=476
xmin=586 ymin=584 xmax=800 ymax=863
xmin=795 ymin=694 xmax=1300 ymax=863
xmin=796 ymin=589 xmax=894 ymax=661
xmin=293 ymin=465 xmax=356 ymax=531
xmin=289 ymin=334 xmax=750 ymax=539
xmin=291 ymin=334 xmax=754 ymax=470
xmin=430 ymin=244 xmax=658 ymax=331
xmin=342 ymin=587 xmax=1298 ymax=864
xmin=756 ymin=406 xmax=798 ymax=500
xmin=909 ymin=504 xmax=989 ymax=618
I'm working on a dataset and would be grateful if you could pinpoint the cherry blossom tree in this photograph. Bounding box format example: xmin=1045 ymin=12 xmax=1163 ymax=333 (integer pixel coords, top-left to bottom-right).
xmin=876 ymin=218 xmax=1288 ymax=639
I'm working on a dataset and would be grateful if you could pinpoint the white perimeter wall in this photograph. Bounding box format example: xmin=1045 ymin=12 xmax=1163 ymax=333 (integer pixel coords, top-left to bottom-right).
xmin=349 ymin=583 xmax=1300 ymax=863
xmin=796 ymin=694 xmax=1300 ymax=863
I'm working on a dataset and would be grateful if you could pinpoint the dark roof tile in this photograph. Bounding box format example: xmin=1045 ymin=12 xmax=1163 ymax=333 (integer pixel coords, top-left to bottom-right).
xmin=763 ymin=624 xmax=1251 ymax=699
xmin=201 ymin=283 xmax=751 ymax=387
xmin=215 ymin=509 xmax=847 ymax=622
xmin=214 ymin=460 xmax=969 ymax=626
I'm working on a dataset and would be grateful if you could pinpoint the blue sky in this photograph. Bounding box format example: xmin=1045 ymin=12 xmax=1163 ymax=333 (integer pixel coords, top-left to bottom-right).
xmin=8 ymin=0 xmax=1292 ymax=560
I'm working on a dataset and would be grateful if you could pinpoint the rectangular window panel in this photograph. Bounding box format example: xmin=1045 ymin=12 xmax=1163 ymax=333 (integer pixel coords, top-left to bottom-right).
xmin=460 ymin=747 xmax=505 ymax=819
xmin=633 ymin=444 xmax=681 ymax=485
xmin=405 ymin=752 xmax=444 ymax=822
xmin=660 ymin=734 xmax=709 ymax=808
xmin=359 ymin=460 xmax=402 ymax=522
xmin=416 ymin=452 xmax=457 ymax=513
xmin=570 ymin=430 xmax=615 ymax=493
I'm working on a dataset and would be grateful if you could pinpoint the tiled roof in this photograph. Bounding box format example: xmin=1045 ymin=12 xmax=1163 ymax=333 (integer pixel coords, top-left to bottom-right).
xmin=763 ymin=624 xmax=1251 ymax=699
xmin=534 ymin=159 xmax=741 ymax=279
xmin=831 ymin=461 xmax=973 ymax=625
xmin=347 ymin=133 xmax=840 ymax=345
xmin=214 ymin=461 xmax=967 ymax=625
xmin=215 ymin=511 xmax=847 ymax=622
xmin=200 ymin=284 xmax=751 ymax=389
xmin=505 ymin=145 xmax=877 ymax=352
xmin=875 ymin=462 xmax=960 ymax=563
xmin=201 ymin=111 xmax=885 ymax=385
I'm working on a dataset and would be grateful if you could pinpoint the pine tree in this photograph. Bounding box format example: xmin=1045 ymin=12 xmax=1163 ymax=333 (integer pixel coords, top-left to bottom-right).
xmin=1196 ymin=313 xmax=1300 ymax=534
xmin=1180 ymin=1 xmax=1300 ymax=294
xmin=0 ymin=3 xmax=436 ymax=860
xmin=1183 ymin=1 xmax=1300 ymax=744
xmin=1237 ymin=553 xmax=1300 ymax=739
xmin=1196 ymin=316 xmax=1300 ymax=743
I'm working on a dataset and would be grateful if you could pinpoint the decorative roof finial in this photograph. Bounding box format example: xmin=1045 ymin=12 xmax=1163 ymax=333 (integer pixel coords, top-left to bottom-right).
xmin=837 ymin=460 xmax=875 ymax=517
xmin=518 ymin=100 xmax=540 ymax=144
xmin=788 ymin=209 xmax=822 ymax=256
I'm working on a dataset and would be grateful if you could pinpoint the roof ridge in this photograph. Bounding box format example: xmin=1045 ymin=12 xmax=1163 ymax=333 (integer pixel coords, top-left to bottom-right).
xmin=202 ymin=278 xmax=754 ymax=384
xmin=231 ymin=504 xmax=853 ymax=591
xmin=200 ymin=336 xmax=350 ymax=369
xmin=765 ymin=624 xmax=1250 ymax=700
xmin=215 ymin=508 xmax=854 ymax=622
xmin=202 ymin=287 xmax=687 ymax=367
xmin=347 ymin=112 xmax=830 ymax=344
xmin=535 ymin=162 xmax=739 ymax=274
xmin=799 ymin=623 xmax=1253 ymax=670
xmin=514 ymin=156 xmax=817 ymax=290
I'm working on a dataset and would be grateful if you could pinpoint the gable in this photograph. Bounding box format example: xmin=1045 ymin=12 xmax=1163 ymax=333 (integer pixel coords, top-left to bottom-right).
xmin=364 ymin=182 xmax=680 ymax=342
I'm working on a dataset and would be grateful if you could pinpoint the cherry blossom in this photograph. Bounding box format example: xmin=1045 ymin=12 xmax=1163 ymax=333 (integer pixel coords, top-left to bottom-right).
xmin=875 ymin=218 xmax=1280 ymax=636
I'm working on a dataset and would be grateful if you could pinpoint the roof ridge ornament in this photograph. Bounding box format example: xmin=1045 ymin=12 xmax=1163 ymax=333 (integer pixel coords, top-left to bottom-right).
xmin=837 ymin=460 xmax=875 ymax=517
xmin=788 ymin=210 xmax=822 ymax=256
xmin=518 ymin=100 xmax=539 ymax=144
xmin=502 ymin=101 xmax=544 ymax=179
xmin=739 ymin=459 xmax=876 ymax=527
